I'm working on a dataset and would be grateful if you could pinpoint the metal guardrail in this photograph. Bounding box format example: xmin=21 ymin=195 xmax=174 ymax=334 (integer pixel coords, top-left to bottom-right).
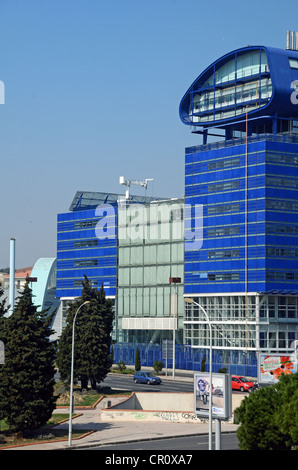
xmin=186 ymin=132 xmax=298 ymax=154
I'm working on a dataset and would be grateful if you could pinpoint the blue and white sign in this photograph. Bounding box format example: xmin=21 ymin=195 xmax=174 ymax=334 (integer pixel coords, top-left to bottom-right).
xmin=194 ymin=372 xmax=232 ymax=420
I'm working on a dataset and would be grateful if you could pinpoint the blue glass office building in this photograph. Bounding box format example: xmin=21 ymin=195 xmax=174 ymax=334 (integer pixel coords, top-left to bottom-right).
xmin=180 ymin=45 xmax=298 ymax=359
xmin=55 ymin=42 xmax=298 ymax=374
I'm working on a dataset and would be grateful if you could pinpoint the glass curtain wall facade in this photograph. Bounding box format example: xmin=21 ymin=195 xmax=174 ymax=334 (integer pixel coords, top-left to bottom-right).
xmin=57 ymin=191 xmax=120 ymax=332
xmin=57 ymin=198 xmax=118 ymax=299
xmin=117 ymin=199 xmax=184 ymax=344
xmin=183 ymin=131 xmax=298 ymax=356
xmin=185 ymin=136 xmax=269 ymax=295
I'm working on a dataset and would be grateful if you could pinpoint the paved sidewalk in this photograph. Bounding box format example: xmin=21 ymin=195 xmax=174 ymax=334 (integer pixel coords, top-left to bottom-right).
xmin=1 ymin=372 xmax=239 ymax=450
xmin=3 ymin=413 xmax=239 ymax=450
xmin=2 ymin=398 xmax=238 ymax=450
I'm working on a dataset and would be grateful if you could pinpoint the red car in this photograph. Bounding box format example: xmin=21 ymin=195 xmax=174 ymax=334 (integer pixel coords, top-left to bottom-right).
xmin=231 ymin=375 xmax=255 ymax=392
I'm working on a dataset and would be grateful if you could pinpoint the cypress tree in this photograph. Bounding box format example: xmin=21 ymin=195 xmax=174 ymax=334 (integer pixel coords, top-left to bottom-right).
xmin=135 ymin=346 xmax=141 ymax=371
xmin=0 ymin=281 xmax=56 ymax=435
xmin=56 ymin=276 xmax=114 ymax=390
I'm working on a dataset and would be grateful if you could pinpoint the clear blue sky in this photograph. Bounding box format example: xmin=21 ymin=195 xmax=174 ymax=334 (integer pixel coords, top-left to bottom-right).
xmin=0 ymin=0 xmax=297 ymax=268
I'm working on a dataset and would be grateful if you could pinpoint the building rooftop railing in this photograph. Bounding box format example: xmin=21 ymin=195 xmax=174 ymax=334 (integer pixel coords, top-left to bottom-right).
xmin=69 ymin=190 xmax=167 ymax=211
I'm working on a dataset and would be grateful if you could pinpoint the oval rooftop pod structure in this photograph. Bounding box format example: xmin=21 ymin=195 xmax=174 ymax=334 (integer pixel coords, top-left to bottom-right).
xmin=179 ymin=45 xmax=298 ymax=141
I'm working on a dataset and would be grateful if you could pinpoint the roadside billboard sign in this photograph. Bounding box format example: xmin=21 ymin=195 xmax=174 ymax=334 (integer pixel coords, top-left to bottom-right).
xmin=194 ymin=372 xmax=232 ymax=420
xmin=258 ymin=353 xmax=297 ymax=385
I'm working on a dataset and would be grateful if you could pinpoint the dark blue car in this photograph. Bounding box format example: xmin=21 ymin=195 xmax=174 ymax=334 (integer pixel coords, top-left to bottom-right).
xmin=133 ymin=371 xmax=162 ymax=385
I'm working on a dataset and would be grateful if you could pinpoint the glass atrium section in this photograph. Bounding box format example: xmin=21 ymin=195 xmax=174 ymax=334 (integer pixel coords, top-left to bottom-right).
xmin=117 ymin=199 xmax=184 ymax=344
xmin=184 ymin=295 xmax=297 ymax=352
xmin=189 ymin=50 xmax=272 ymax=124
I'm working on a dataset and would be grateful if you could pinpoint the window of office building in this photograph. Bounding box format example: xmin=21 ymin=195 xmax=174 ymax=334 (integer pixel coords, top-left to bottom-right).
xmin=189 ymin=50 xmax=272 ymax=123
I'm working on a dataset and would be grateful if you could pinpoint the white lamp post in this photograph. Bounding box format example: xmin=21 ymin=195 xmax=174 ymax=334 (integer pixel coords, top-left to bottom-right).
xmin=68 ymin=300 xmax=90 ymax=446
xmin=185 ymin=297 xmax=213 ymax=450
xmin=169 ymin=277 xmax=181 ymax=379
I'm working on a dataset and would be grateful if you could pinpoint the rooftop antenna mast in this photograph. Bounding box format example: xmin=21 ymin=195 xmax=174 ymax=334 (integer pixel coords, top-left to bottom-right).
xmin=119 ymin=176 xmax=153 ymax=201
xmin=286 ymin=30 xmax=298 ymax=50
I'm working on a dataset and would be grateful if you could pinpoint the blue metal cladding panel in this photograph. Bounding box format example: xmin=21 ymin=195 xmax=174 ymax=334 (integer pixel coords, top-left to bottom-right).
xmin=264 ymin=139 xmax=298 ymax=291
xmin=56 ymin=205 xmax=117 ymax=298
xmin=184 ymin=137 xmax=297 ymax=295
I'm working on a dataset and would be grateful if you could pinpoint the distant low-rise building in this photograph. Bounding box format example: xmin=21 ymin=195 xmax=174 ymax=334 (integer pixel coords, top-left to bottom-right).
xmin=1 ymin=266 xmax=33 ymax=304
xmin=1 ymin=260 xmax=60 ymax=341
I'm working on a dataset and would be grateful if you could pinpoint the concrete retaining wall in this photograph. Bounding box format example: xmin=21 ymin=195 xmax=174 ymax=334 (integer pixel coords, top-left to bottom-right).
xmin=101 ymin=392 xmax=245 ymax=424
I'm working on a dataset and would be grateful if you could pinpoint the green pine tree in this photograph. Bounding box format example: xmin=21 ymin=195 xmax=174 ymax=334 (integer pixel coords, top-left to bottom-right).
xmin=56 ymin=276 xmax=114 ymax=390
xmin=0 ymin=281 xmax=56 ymax=435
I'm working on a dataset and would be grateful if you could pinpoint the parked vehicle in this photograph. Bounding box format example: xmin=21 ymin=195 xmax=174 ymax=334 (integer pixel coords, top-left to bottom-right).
xmin=133 ymin=371 xmax=162 ymax=385
xmin=231 ymin=375 xmax=255 ymax=392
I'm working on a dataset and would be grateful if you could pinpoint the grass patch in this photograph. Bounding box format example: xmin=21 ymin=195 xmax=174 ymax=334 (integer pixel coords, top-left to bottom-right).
xmin=110 ymin=368 xmax=135 ymax=375
xmin=0 ymin=382 xmax=131 ymax=447
xmin=55 ymin=385 xmax=130 ymax=407
xmin=0 ymin=414 xmax=91 ymax=448
xmin=44 ymin=413 xmax=72 ymax=426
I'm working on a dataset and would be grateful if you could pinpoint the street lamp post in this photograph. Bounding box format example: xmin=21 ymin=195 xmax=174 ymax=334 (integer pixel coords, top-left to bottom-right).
xmin=68 ymin=300 xmax=90 ymax=446
xmin=169 ymin=277 xmax=181 ymax=379
xmin=185 ymin=297 xmax=213 ymax=450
